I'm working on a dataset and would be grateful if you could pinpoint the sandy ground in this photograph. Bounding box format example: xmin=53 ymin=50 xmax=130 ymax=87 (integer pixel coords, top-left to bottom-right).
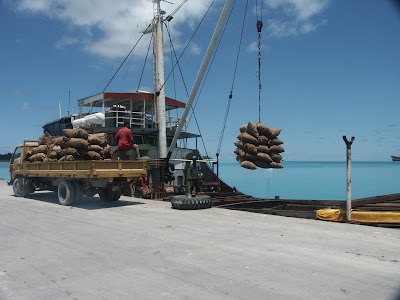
xmin=0 ymin=180 xmax=399 ymax=300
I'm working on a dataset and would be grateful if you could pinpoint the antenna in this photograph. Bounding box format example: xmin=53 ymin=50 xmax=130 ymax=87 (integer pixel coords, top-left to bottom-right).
xmin=58 ymin=100 xmax=62 ymax=118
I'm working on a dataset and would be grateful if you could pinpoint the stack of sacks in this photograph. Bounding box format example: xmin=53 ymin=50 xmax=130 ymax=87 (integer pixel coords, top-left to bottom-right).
xmin=234 ymin=121 xmax=284 ymax=170
xmin=25 ymin=129 xmax=112 ymax=162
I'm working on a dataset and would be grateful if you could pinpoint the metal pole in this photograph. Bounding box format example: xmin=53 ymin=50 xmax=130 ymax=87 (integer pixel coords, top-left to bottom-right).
xmin=166 ymin=0 xmax=235 ymax=160
xmin=154 ymin=0 xmax=167 ymax=158
xmin=343 ymin=136 xmax=355 ymax=222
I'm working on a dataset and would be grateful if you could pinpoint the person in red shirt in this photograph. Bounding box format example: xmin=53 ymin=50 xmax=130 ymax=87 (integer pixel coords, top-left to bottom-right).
xmin=114 ymin=121 xmax=140 ymax=160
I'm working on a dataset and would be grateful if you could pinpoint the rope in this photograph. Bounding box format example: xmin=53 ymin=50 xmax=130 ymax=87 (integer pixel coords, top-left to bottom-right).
xmin=137 ymin=34 xmax=153 ymax=91
xmin=165 ymin=24 xmax=211 ymax=162
xmin=155 ymin=0 xmax=216 ymax=96
xmin=102 ymin=32 xmax=146 ymax=92
xmin=256 ymin=0 xmax=264 ymax=123
xmin=217 ymin=0 xmax=247 ymax=155
xmin=257 ymin=20 xmax=263 ymax=123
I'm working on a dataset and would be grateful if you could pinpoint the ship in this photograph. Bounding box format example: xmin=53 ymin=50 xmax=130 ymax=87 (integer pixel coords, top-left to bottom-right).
xmin=391 ymin=156 xmax=400 ymax=162
xmin=42 ymin=0 xmax=238 ymax=200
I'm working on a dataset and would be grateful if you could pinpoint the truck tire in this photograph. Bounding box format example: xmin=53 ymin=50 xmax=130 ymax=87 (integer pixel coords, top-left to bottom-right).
xmin=13 ymin=177 xmax=32 ymax=197
xmin=74 ymin=182 xmax=83 ymax=202
xmin=58 ymin=180 xmax=75 ymax=206
xmin=99 ymin=189 xmax=121 ymax=202
xmin=171 ymin=195 xmax=212 ymax=210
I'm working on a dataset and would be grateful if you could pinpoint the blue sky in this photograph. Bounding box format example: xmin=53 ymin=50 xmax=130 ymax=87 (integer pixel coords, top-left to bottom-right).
xmin=0 ymin=0 xmax=399 ymax=161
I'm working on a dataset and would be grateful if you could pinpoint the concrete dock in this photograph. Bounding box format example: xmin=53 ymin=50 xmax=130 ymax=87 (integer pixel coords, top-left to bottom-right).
xmin=0 ymin=180 xmax=399 ymax=300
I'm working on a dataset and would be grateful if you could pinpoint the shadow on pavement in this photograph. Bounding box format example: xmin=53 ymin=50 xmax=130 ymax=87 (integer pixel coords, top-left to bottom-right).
xmin=14 ymin=191 xmax=144 ymax=210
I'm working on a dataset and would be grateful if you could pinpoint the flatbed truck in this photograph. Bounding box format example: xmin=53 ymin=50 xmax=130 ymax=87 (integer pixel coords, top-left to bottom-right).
xmin=9 ymin=141 xmax=147 ymax=205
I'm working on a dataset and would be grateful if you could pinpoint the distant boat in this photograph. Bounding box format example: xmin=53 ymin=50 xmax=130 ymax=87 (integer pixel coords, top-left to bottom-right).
xmin=391 ymin=156 xmax=400 ymax=162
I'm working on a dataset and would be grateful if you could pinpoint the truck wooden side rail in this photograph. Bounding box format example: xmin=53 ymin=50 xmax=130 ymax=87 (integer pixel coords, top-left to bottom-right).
xmin=10 ymin=141 xmax=147 ymax=206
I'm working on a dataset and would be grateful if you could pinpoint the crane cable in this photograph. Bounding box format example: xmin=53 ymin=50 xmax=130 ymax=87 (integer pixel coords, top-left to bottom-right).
xmin=256 ymin=0 xmax=263 ymax=122
xmin=216 ymin=0 xmax=248 ymax=156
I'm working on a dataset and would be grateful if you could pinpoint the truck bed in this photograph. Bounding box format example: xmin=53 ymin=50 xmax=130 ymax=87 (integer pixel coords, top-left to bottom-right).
xmin=14 ymin=160 xmax=147 ymax=180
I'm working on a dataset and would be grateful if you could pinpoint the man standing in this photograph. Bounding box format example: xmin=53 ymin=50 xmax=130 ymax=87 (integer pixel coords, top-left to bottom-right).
xmin=189 ymin=156 xmax=201 ymax=195
xmin=114 ymin=121 xmax=140 ymax=160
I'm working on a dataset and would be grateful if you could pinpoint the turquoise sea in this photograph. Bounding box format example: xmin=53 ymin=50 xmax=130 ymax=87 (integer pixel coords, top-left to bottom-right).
xmin=2 ymin=161 xmax=399 ymax=200
xmin=218 ymin=161 xmax=399 ymax=200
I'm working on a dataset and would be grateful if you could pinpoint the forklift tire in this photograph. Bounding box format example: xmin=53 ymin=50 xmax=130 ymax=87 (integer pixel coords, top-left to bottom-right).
xmin=171 ymin=195 xmax=212 ymax=210
xmin=58 ymin=180 xmax=76 ymax=206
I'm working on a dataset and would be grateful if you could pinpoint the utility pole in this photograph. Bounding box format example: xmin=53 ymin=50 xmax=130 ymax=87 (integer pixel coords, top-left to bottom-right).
xmin=343 ymin=136 xmax=355 ymax=222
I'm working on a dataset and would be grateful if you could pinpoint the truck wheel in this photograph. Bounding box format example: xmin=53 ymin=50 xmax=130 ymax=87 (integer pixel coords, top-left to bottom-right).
xmin=99 ymin=189 xmax=121 ymax=202
xmin=171 ymin=195 xmax=212 ymax=210
xmin=74 ymin=182 xmax=83 ymax=202
xmin=13 ymin=177 xmax=31 ymax=197
xmin=58 ymin=180 xmax=76 ymax=206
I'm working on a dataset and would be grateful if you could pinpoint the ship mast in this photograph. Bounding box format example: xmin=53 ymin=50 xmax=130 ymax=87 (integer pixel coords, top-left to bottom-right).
xmin=153 ymin=0 xmax=167 ymax=158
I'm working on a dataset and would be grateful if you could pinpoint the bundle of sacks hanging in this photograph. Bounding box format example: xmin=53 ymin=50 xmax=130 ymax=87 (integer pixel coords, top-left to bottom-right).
xmin=235 ymin=121 xmax=284 ymax=170
xmin=25 ymin=128 xmax=112 ymax=162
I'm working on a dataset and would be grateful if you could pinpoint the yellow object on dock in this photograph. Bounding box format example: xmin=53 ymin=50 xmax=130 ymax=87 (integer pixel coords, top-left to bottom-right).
xmin=316 ymin=209 xmax=400 ymax=224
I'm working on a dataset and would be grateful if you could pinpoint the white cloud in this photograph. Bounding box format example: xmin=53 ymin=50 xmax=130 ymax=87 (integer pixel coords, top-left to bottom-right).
xmin=13 ymin=0 xmax=215 ymax=59
xmin=20 ymin=101 xmax=31 ymax=110
xmin=189 ymin=42 xmax=201 ymax=55
xmin=263 ymin=0 xmax=330 ymax=37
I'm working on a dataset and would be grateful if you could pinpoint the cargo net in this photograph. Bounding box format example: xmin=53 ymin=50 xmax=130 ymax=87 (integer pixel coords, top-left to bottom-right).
xmin=235 ymin=121 xmax=284 ymax=170
xmin=25 ymin=129 xmax=112 ymax=162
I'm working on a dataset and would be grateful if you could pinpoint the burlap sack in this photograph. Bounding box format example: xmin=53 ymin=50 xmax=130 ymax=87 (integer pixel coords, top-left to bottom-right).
xmin=269 ymin=138 xmax=284 ymax=146
xmin=238 ymin=132 xmax=258 ymax=145
xmin=66 ymin=138 xmax=89 ymax=150
xmin=88 ymin=133 xmax=108 ymax=146
xmin=255 ymin=160 xmax=271 ymax=169
xmin=257 ymin=145 xmax=271 ymax=154
xmin=240 ymin=160 xmax=256 ymax=170
xmin=269 ymin=128 xmax=281 ymax=138
xmin=29 ymin=153 xmax=46 ymax=162
xmin=51 ymin=136 xmax=66 ymax=145
xmin=256 ymin=122 xmax=271 ymax=137
xmin=258 ymin=136 xmax=269 ymax=146
xmin=88 ymin=144 xmax=102 ymax=152
xmin=48 ymin=151 xmax=58 ymax=159
xmin=38 ymin=132 xmax=53 ymax=147
xmin=57 ymin=148 xmax=86 ymax=158
xmin=43 ymin=158 xmax=57 ymax=162
xmin=31 ymin=145 xmax=48 ymax=154
xmin=71 ymin=128 xmax=89 ymax=140
xmin=239 ymin=124 xmax=247 ymax=133
xmin=51 ymin=145 xmax=61 ymax=152
xmin=63 ymin=129 xmax=74 ymax=138
xmin=234 ymin=148 xmax=245 ymax=157
xmin=257 ymin=152 xmax=273 ymax=163
xmin=270 ymin=153 xmax=282 ymax=163
xmin=101 ymin=150 xmax=112 ymax=159
xmin=243 ymin=143 xmax=258 ymax=155
xmin=103 ymin=145 xmax=111 ymax=152
xmin=270 ymin=162 xmax=283 ymax=168
xmin=86 ymin=151 xmax=102 ymax=160
xmin=242 ymin=152 xmax=257 ymax=162
xmin=236 ymin=155 xmax=244 ymax=163
xmin=234 ymin=141 xmax=245 ymax=150
xmin=58 ymin=155 xmax=75 ymax=161
xmin=270 ymin=145 xmax=285 ymax=153
xmin=247 ymin=122 xmax=259 ymax=139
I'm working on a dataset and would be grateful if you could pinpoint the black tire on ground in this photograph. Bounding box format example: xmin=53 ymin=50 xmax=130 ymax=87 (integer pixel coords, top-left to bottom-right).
xmin=74 ymin=182 xmax=83 ymax=202
xmin=171 ymin=195 xmax=212 ymax=210
xmin=58 ymin=180 xmax=76 ymax=206
xmin=99 ymin=189 xmax=121 ymax=202
xmin=13 ymin=177 xmax=32 ymax=197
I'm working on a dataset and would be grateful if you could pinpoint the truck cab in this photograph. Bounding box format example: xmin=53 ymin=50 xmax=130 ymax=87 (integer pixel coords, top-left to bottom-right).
xmin=8 ymin=141 xmax=38 ymax=185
